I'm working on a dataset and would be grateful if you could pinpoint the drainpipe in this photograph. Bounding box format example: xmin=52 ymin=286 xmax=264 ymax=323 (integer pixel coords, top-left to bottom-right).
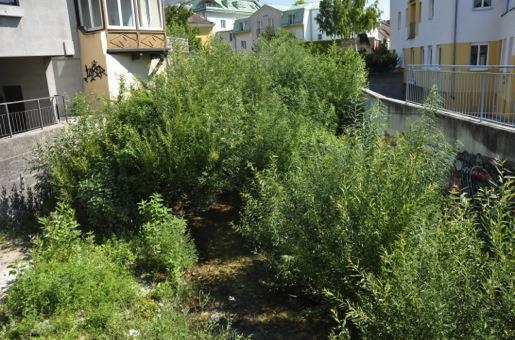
xmin=451 ymin=0 xmax=459 ymax=98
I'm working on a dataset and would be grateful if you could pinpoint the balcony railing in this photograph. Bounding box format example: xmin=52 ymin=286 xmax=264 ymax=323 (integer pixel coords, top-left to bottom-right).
xmin=406 ymin=65 xmax=515 ymax=127
xmin=408 ymin=22 xmax=416 ymax=39
xmin=0 ymin=95 xmax=67 ymax=138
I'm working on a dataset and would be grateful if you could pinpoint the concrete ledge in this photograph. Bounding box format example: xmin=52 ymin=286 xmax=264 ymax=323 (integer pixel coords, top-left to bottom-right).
xmin=0 ymin=5 xmax=24 ymax=18
xmin=365 ymin=88 xmax=515 ymax=164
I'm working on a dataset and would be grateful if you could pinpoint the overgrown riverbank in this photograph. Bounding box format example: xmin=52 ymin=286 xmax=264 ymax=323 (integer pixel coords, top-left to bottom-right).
xmin=0 ymin=33 xmax=512 ymax=338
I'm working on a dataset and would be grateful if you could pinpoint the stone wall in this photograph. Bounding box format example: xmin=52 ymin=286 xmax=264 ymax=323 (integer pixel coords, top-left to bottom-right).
xmin=0 ymin=124 xmax=64 ymax=191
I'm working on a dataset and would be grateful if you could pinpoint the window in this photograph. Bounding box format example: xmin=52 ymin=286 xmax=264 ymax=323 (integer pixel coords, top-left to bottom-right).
xmin=0 ymin=0 xmax=18 ymax=5
xmin=137 ymin=0 xmax=163 ymax=29
xmin=241 ymin=40 xmax=246 ymax=49
xmin=78 ymin=0 xmax=104 ymax=31
xmin=318 ymin=33 xmax=322 ymax=40
xmin=470 ymin=44 xmax=488 ymax=65
xmin=429 ymin=0 xmax=434 ymax=19
xmin=288 ymin=14 xmax=295 ymax=25
xmin=220 ymin=19 xmax=226 ymax=28
xmin=428 ymin=45 xmax=433 ymax=64
xmin=397 ymin=11 xmax=401 ymax=30
xmin=256 ymin=20 xmax=262 ymax=35
xmin=418 ymin=2 xmax=422 ymax=22
xmin=420 ymin=46 xmax=424 ymax=64
xmin=229 ymin=33 xmax=233 ymax=42
xmin=267 ymin=17 xmax=273 ymax=27
xmin=438 ymin=45 xmax=442 ymax=64
xmin=473 ymin=0 xmax=491 ymax=8
xmin=106 ymin=0 xmax=135 ymax=28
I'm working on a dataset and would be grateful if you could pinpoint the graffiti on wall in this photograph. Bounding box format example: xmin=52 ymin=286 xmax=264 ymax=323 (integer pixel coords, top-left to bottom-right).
xmin=84 ymin=60 xmax=107 ymax=82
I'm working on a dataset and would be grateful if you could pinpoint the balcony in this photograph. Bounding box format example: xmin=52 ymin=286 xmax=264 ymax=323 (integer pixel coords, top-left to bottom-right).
xmin=408 ymin=22 xmax=416 ymax=39
xmin=77 ymin=0 xmax=167 ymax=53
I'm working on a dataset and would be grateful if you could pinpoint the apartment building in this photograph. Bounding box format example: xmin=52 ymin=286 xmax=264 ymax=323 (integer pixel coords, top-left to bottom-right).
xmin=390 ymin=0 xmax=515 ymax=67
xmin=0 ymin=0 xmax=166 ymax=110
xmin=390 ymin=0 xmax=515 ymax=120
xmin=189 ymin=0 xmax=260 ymax=33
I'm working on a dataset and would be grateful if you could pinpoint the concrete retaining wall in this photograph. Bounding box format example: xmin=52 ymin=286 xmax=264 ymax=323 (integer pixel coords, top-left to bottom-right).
xmin=365 ymin=89 xmax=515 ymax=164
xmin=0 ymin=124 xmax=65 ymax=191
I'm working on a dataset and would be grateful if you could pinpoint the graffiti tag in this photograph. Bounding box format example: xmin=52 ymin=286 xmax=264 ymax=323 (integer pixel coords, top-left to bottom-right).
xmin=84 ymin=60 xmax=107 ymax=82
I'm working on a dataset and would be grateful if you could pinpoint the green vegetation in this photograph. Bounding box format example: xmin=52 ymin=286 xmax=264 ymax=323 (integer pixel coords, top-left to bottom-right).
xmin=363 ymin=41 xmax=399 ymax=72
xmin=316 ymin=0 xmax=380 ymax=40
xmin=2 ymin=34 xmax=513 ymax=338
xmin=165 ymin=5 xmax=202 ymax=51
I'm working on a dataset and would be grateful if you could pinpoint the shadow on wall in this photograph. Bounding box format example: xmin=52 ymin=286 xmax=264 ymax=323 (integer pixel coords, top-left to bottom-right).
xmin=0 ymin=17 xmax=21 ymax=28
xmin=0 ymin=177 xmax=41 ymax=237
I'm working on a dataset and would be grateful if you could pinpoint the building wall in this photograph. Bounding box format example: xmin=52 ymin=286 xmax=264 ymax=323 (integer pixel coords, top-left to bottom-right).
xmin=199 ymin=11 xmax=247 ymax=32
xmin=250 ymin=6 xmax=282 ymax=42
xmin=78 ymin=31 xmax=109 ymax=102
xmin=233 ymin=32 xmax=252 ymax=52
xmin=390 ymin=0 xmax=513 ymax=66
xmin=286 ymin=25 xmax=304 ymax=40
xmin=0 ymin=0 xmax=77 ymax=57
xmin=196 ymin=26 xmax=214 ymax=44
xmin=105 ymin=53 xmax=162 ymax=97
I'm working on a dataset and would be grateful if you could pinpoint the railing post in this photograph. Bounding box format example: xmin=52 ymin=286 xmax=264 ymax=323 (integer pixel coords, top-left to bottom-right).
xmin=62 ymin=95 xmax=68 ymax=123
xmin=5 ymin=104 xmax=13 ymax=137
xmin=479 ymin=74 xmax=486 ymax=121
xmin=37 ymin=99 xmax=44 ymax=129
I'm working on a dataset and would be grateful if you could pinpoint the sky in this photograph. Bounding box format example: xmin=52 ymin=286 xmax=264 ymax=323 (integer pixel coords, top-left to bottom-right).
xmin=264 ymin=0 xmax=390 ymax=19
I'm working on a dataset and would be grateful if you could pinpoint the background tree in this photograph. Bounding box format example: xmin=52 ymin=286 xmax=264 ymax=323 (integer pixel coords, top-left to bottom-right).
xmin=165 ymin=5 xmax=202 ymax=51
xmin=316 ymin=0 xmax=380 ymax=40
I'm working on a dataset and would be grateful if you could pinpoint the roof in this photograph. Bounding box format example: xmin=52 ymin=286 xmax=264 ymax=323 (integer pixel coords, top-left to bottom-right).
xmin=187 ymin=13 xmax=215 ymax=26
xmin=190 ymin=0 xmax=262 ymax=14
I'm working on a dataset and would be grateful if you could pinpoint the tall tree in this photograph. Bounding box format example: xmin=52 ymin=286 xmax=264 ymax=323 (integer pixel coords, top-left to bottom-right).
xmin=316 ymin=0 xmax=380 ymax=40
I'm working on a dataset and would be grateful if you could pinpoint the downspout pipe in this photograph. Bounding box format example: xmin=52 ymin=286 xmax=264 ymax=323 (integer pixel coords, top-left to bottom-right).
xmin=452 ymin=0 xmax=459 ymax=98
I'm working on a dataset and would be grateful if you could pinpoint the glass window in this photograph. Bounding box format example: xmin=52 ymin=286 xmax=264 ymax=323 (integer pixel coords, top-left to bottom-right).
xmin=0 ymin=0 xmax=18 ymax=5
xmin=397 ymin=11 xmax=401 ymax=30
xmin=221 ymin=19 xmax=226 ymax=28
xmin=429 ymin=0 xmax=434 ymax=19
xmin=106 ymin=0 xmax=135 ymax=28
xmin=78 ymin=0 xmax=103 ymax=30
xmin=474 ymin=0 xmax=491 ymax=8
xmin=137 ymin=0 xmax=162 ymax=29
xmin=470 ymin=44 xmax=488 ymax=65
xmin=288 ymin=14 xmax=295 ymax=25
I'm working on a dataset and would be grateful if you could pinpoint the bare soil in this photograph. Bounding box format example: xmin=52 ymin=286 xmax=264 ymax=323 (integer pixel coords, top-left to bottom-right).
xmin=185 ymin=198 xmax=333 ymax=340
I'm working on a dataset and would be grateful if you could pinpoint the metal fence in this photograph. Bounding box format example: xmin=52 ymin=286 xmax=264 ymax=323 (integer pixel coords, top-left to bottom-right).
xmin=0 ymin=95 xmax=66 ymax=138
xmin=406 ymin=65 xmax=515 ymax=127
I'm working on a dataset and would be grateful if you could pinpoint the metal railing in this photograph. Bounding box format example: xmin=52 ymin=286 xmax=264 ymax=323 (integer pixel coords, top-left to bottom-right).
xmin=0 ymin=95 xmax=67 ymax=138
xmin=406 ymin=65 xmax=515 ymax=127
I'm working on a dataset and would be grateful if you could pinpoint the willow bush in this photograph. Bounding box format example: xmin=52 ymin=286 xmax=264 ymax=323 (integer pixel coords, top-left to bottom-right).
xmin=34 ymin=34 xmax=366 ymax=232
xmin=239 ymin=105 xmax=455 ymax=296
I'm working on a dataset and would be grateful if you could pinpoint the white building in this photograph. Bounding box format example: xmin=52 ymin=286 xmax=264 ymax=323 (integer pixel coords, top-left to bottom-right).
xmin=390 ymin=0 xmax=515 ymax=67
xmin=188 ymin=0 xmax=261 ymax=33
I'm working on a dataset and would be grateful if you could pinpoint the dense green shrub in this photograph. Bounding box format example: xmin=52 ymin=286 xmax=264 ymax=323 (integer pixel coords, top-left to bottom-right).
xmin=34 ymin=34 xmax=367 ymax=231
xmin=239 ymin=105 xmax=454 ymax=295
xmin=343 ymin=173 xmax=514 ymax=339
xmin=363 ymin=41 xmax=399 ymax=72
xmin=138 ymin=194 xmax=197 ymax=283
